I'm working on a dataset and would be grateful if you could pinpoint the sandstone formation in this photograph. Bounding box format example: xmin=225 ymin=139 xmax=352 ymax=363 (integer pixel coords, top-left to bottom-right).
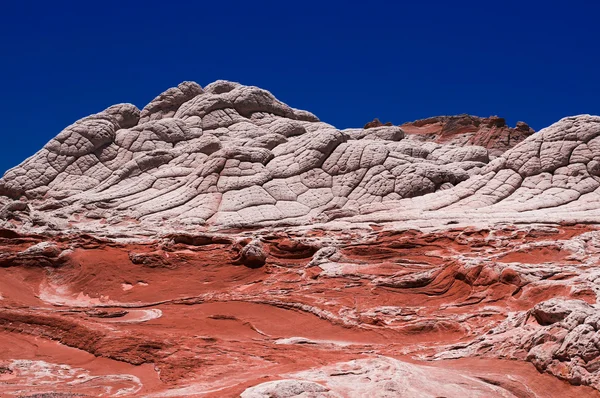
xmin=1 ymin=80 xmax=600 ymax=397
xmin=401 ymin=114 xmax=535 ymax=157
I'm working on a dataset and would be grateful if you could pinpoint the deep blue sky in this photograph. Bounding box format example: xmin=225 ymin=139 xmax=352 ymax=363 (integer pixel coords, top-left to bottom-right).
xmin=1 ymin=1 xmax=599 ymax=174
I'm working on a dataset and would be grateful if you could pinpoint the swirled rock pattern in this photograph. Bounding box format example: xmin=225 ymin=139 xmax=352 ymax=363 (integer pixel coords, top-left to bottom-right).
xmin=1 ymin=81 xmax=600 ymax=397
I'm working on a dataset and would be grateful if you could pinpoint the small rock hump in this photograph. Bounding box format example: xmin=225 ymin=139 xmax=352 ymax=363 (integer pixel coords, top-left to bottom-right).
xmin=364 ymin=118 xmax=393 ymax=129
xmin=139 ymin=81 xmax=204 ymax=124
xmin=232 ymin=239 xmax=267 ymax=268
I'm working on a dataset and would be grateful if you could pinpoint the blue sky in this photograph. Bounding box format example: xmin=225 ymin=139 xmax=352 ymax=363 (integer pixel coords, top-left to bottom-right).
xmin=1 ymin=1 xmax=599 ymax=173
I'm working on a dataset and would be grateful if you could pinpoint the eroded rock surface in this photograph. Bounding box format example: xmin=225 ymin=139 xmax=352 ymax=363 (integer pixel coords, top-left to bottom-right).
xmin=1 ymin=81 xmax=600 ymax=397
xmin=1 ymin=82 xmax=598 ymax=234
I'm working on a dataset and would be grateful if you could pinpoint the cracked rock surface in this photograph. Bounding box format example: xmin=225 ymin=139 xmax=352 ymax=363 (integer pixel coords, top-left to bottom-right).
xmin=6 ymin=80 xmax=599 ymax=233
xmin=1 ymin=81 xmax=600 ymax=397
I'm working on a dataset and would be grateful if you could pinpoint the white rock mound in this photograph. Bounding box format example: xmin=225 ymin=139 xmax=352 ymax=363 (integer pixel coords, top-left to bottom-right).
xmin=0 ymin=80 xmax=599 ymax=230
xmin=241 ymin=356 xmax=523 ymax=397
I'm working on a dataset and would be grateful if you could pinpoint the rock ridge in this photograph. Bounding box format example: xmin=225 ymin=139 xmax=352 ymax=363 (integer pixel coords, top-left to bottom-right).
xmin=1 ymin=81 xmax=598 ymax=235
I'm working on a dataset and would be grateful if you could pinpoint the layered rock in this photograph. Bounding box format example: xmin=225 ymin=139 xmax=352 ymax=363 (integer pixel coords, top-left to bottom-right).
xmin=0 ymin=224 xmax=599 ymax=396
xmin=400 ymin=114 xmax=535 ymax=157
xmin=1 ymin=81 xmax=600 ymax=397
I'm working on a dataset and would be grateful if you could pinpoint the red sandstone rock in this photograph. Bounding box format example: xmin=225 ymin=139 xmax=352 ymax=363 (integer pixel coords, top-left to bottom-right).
xmin=364 ymin=117 xmax=393 ymax=129
xmin=401 ymin=114 xmax=535 ymax=157
xmin=0 ymin=225 xmax=598 ymax=396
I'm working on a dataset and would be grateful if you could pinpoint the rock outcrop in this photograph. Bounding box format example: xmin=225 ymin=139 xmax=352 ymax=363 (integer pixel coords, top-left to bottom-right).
xmin=402 ymin=114 xmax=535 ymax=157
xmin=2 ymin=81 xmax=599 ymax=236
xmin=0 ymin=81 xmax=485 ymax=231
xmin=1 ymin=81 xmax=600 ymax=397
